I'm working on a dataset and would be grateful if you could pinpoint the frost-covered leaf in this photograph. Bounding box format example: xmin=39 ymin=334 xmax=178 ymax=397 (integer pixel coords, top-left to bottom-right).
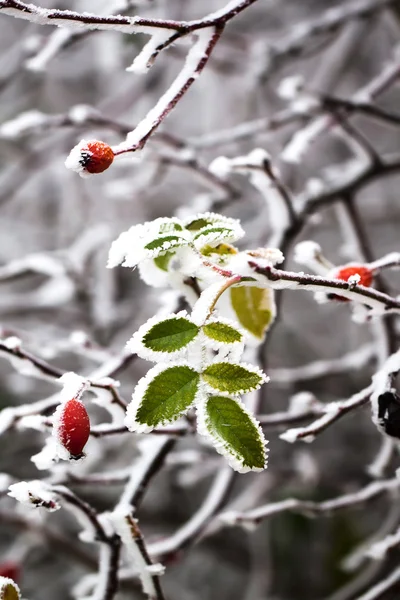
xmin=183 ymin=212 xmax=240 ymax=229
xmin=107 ymin=217 xmax=189 ymax=270
xmin=203 ymin=320 xmax=243 ymax=345
xmin=144 ymin=235 xmax=187 ymax=253
xmin=125 ymin=364 xmax=201 ymax=432
xmin=193 ymin=226 xmax=243 ymax=249
xmin=197 ymin=396 xmax=268 ymax=472
xmin=202 ymin=362 xmax=266 ymax=395
xmin=127 ymin=312 xmax=200 ymax=361
xmin=185 ymin=217 xmax=215 ymax=231
xmin=0 ymin=577 xmax=20 ymax=600
xmin=143 ymin=318 xmax=199 ymax=353
xmin=153 ymin=251 xmax=175 ymax=272
xmin=230 ymin=286 xmax=276 ymax=341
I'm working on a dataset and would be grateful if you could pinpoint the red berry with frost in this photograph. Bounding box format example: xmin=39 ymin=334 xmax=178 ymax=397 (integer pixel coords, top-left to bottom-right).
xmin=65 ymin=139 xmax=114 ymax=177
xmin=328 ymin=264 xmax=374 ymax=302
xmin=57 ymin=399 xmax=90 ymax=458
xmin=0 ymin=562 xmax=19 ymax=583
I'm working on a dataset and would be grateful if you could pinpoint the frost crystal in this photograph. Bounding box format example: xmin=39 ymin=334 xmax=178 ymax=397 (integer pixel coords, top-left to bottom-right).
xmin=65 ymin=139 xmax=93 ymax=178
xmin=59 ymin=372 xmax=90 ymax=403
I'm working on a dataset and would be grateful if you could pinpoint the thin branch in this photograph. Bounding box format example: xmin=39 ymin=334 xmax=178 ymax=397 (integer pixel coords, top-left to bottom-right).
xmin=260 ymin=0 xmax=394 ymax=81
xmin=0 ymin=508 xmax=97 ymax=570
xmin=249 ymin=263 xmax=400 ymax=314
xmin=354 ymin=565 xmax=400 ymax=600
xmin=320 ymin=95 xmax=400 ymax=127
xmin=0 ymin=0 xmax=259 ymax=35
xmin=148 ymin=467 xmax=235 ymax=560
xmin=219 ymin=478 xmax=400 ymax=526
xmin=268 ymin=344 xmax=375 ymax=383
xmin=278 ymin=385 xmax=373 ymax=442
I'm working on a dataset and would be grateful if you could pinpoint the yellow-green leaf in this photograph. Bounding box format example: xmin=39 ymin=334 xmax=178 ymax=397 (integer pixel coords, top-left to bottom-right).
xmin=230 ymin=286 xmax=275 ymax=341
xmin=0 ymin=578 xmax=20 ymax=600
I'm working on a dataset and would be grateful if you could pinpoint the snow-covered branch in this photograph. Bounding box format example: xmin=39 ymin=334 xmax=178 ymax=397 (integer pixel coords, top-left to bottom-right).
xmin=219 ymin=477 xmax=400 ymax=527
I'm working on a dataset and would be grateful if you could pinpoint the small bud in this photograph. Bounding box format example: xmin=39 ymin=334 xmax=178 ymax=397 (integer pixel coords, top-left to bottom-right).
xmin=65 ymin=139 xmax=114 ymax=178
xmin=56 ymin=399 xmax=90 ymax=459
xmin=328 ymin=264 xmax=374 ymax=302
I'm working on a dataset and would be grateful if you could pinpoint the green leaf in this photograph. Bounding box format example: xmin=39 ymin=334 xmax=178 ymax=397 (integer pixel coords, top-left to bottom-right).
xmin=0 ymin=578 xmax=20 ymax=600
xmin=185 ymin=217 xmax=214 ymax=231
xmin=230 ymin=286 xmax=275 ymax=341
xmin=203 ymin=321 xmax=242 ymax=345
xmin=199 ymin=396 xmax=267 ymax=472
xmin=193 ymin=226 xmax=235 ymax=243
xmin=153 ymin=251 xmax=175 ymax=272
xmin=144 ymin=235 xmax=187 ymax=253
xmin=202 ymin=362 xmax=265 ymax=394
xmin=143 ymin=317 xmax=199 ymax=353
xmin=127 ymin=365 xmax=200 ymax=431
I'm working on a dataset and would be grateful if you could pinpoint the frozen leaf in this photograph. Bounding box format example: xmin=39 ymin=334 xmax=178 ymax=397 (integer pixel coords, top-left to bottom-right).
xmin=197 ymin=396 xmax=268 ymax=472
xmin=127 ymin=312 xmax=200 ymax=361
xmin=203 ymin=320 xmax=243 ymax=345
xmin=230 ymin=286 xmax=276 ymax=341
xmin=142 ymin=317 xmax=199 ymax=353
xmin=144 ymin=235 xmax=187 ymax=254
xmin=0 ymin=577 xmax=20 ymax=600
xmin=153 ymin=251 xmax=175 ymax=272
xmin=193 ymin=225 xmax=243 ymax=249
xmin=125 ymin=364 xmax=201 ymax=432
xmin=202 ymin=362 xmax=267 ymax=395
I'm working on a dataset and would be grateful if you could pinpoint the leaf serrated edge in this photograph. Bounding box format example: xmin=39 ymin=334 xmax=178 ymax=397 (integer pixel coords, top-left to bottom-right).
xmin=201 ymin=362 xmax=269 ymax=396
xmin=202 ymin=316 xmax=245 ymax=352
xmin=125 ymin=362 xmax=204 ymax=433
xmin=127 ymin=311 xmax=200 ymax=363
xmin=196 ymin=396 xmax=269 ymax=473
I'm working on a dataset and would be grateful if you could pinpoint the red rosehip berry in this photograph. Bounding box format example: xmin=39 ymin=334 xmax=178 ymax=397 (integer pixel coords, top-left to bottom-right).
xmin=328 ymin=264 xmax=374 ymax=302
xmin=57 ymin=399 xmax=90 ymax=459
xmin=82 ymin=141 xmax=114 ymax=174
xmin=0 ymin=562 xmax=19 ymax=583
xmin=65 ymin=139 xmax=114 ymax=177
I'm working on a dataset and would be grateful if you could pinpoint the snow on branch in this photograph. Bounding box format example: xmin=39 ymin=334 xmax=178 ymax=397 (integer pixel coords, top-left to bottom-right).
xmin=114 ymin=27 xmax=223 ymax=153
xmin=0 ymin=0 xmax=258 ymax=35
xmin=219 ymin=477 xmax=400 ymax=527
xmin=249 ymin=263 xmax=400 ymax=315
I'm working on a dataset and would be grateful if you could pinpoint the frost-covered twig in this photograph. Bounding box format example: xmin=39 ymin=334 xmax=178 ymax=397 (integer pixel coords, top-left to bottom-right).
xmin=249 ymin=264 xmax=400 ymax=314
xmin=0 ymin=508 xmax=97 ymax=570
xmin=278 ymin=385 xmax=373 ymax=443
xmin=0 ymin=345 xmax=135 ymax=435
xmin=23 ymin=0 xmax=154 ymax=72
xmin=148 ymin=466 xmax=234 ymax=560
xmin=0 ymin=0 xmax=258 ymax=36
xmin=260 ymin=0 xmax=395 ymax=80
xmin=113 ymin=27 xmax=223 ymax=153
xmin=268 ymin=344 xmax=375 ymax=383
xmin=279 ymin=46 xmax=400 ymax=164
xmin=354 ymin=565 xmax=400 ymax=600
xmin=219 ymin=477 xmax=400 ymax=527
